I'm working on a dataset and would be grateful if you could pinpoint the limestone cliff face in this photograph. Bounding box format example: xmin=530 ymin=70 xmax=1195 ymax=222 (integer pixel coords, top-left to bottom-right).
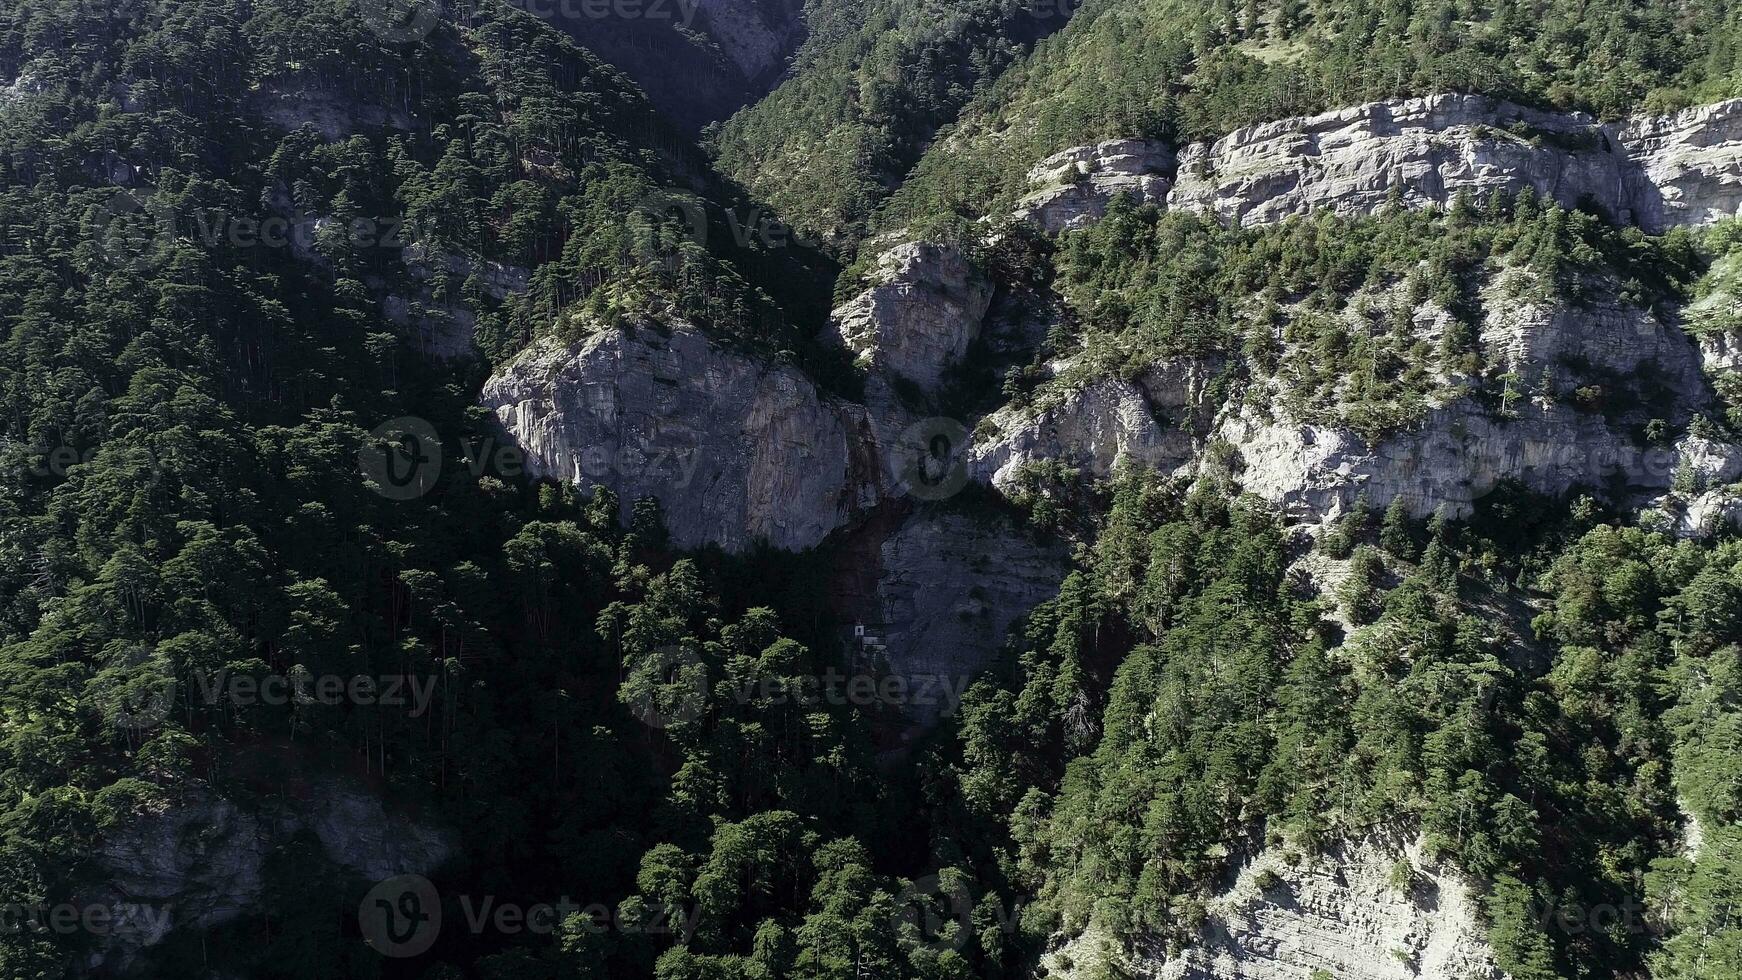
xmin=1622 ymin=99 xmax=1742 ymax=231
xmin=1213 ymin=272 xmax=1725 ymax=522
xmin=1172 ymin=94 xmax=1630 ymax=227
xmin=482 ymin=321 xmax=882 ymax=553
xmin=83 ymin=779 xmax=453 ymax=975
xmin=1700 ymin=326 xmax=1742 ymax=374
xmin=1159 ymin=835 xmax=1502 ymax=980
xmin=826 ymin=242 xmax=994 ymax=394
xmin=1014 ymin=140 xmax=1176 ymax=233
xmin=1044 ymin=835 xmax=1501 ymax=980
xmin=1016 ymin=94 xmax=1742 ymax=233
xmin=969 ymin=357 xmax=1223 ymax=490
xmin=1218 ymin=397 xmax=1674 ymax=522
xmin=862 ymin=511 xmax=1066 ymax=730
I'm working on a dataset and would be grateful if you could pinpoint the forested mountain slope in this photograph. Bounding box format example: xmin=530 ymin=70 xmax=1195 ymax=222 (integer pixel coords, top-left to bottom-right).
xmin=6 ymin=0 xmax=1742 ymax=979
xmin=876 ymin=0 xmax=1742 ymax=244
xmin=551 ymin=0 xmax=810 ymax=132
xmin=709 ymin=0 xmax=1075 ymax=250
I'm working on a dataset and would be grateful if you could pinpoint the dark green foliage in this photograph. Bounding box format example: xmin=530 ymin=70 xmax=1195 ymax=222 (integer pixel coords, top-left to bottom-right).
xmin=876 ymin=0 xmax=1742 ymax=243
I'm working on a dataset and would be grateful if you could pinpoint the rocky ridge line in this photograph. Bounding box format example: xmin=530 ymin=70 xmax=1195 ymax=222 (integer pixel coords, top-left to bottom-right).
xmin=1016 ymin=93 xmax=1742 ymax=233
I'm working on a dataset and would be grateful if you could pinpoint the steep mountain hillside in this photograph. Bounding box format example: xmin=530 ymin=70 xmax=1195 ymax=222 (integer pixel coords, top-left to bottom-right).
xmin=709 ymin=0 xmax=1074 ymax=249
xmin=876 ymin=0 xmax=1742 ymax=239
xmin=9 ymin=0 xmax=1742 ymax=978
xmin=552 ymin=0 xmax=810 ymax=131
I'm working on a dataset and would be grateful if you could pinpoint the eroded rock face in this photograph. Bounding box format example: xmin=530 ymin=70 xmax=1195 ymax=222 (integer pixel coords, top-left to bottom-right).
xmin=1213 ymin=270 xmax=1714 ymax=522
xmin=1478 ymin=271 xmax=1708 ymax=394
xmin=864 ymin=511 xmax=1066 ymax=729
xmin=1700 ymin=327 xmax=1742 ymax=374
xmin=826 ymin=242 xmax=993 ymax=394
xmin=84 ymin=779 xmax=453 ymax=975
xmin=1218 ymin=398 xmax=1676 ymax=522
xmin=1020 ymin=94 xmax=1742 ymax=233
xmin=483 ymin=321 xmax=883 ymax=552
xmin=1622 ymin=99 xmax=1742 ymax=231
xmin=1015 ymin=140 xmax=1176 ymax=233
xmin=1170 ymin=94 xmax=1631 ymax=227
xmin=969 ymin=358 xmax=1223 ymax=489
xmin=1154 ymin=834 xmax=1503 ymax=980
xmin=1666 ymin=488 xmax=1742 ymax=537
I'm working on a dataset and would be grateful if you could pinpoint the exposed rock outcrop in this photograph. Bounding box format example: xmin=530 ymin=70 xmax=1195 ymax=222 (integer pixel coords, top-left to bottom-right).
xmin=1043 ymin=835 xmax=1503 ymax=980
xmin=826 ymin=242 xmax=993 ymax=394
xmin=1018 ymin=94 xmax=1742 ymax=233
xmin=84 ymin=779 xmax=453 ymax=975
xmin=1170 ymin=94 xmax=1631 ymax=227
xmin=1014 ymin=140 xmax=1175 ymax=233
xmin=1622 ymin=99 xmax=1742 ymax=231
xmin=484 ymin=321 xmax=884 ymax=553
xmin=1663 ymin=488 xmax=1742 ymax=537
xmin=969 ymin=357 xmax=1223 ymax=489
xmin=1699 ymin=327 xmax=1742 ymax=374
xmin=1217 ymin=397 xmax=1674 ymax=521
xmin=1154 ymin=834 xmax=1503 ymax=980
xmin=1477 ymin=271 xmax=1708 ymax=394
xmin=863 ymin=511 xmax=1066 ymax=729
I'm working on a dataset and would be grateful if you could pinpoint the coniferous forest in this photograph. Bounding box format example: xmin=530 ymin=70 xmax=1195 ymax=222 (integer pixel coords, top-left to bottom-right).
xmin=4 ymin=0 xmax=1742 ymax=978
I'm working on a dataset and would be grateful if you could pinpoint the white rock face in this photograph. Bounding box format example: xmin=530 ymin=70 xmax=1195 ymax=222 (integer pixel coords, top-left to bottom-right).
xmin=1219 ymin=397 xmax=1676 ymax=521
xmin=1699 ymin=327 xmax=1742 ymax=374
xmin=1621 ymin=99 xmax=1742 ymax=231
xmin=826 ymin=242 xmax=993 ymax=393
xmin=1170 ymin=94 xmax=1630 ymax=227
xmin=1664 ymin=488 xmax=1742 ymax=537
xmin=1214 ymin=271 xmax=1711 ymax=522
xmin=1478 ymin=271 xmax=1707 ymax=392
xmin=85 ymin=779 xmax=453 ymax=973
xmin=1023 ymin=94 xmax=1742 ymax=233
xmin=482 ymin=321 xmax=883 ymax=552
xmin=1678 ymin=433 xmax=1742 ymax=487
xmin=970 ymin=358 xmax=1223 ymax=489
xmin=866 ymin=511 xmax=1066 ymax=729
xmin=1015 ymin=140 xmax=1176 ymax=233
xmin=1154 ymin=835 xmax=1503 ymax=980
